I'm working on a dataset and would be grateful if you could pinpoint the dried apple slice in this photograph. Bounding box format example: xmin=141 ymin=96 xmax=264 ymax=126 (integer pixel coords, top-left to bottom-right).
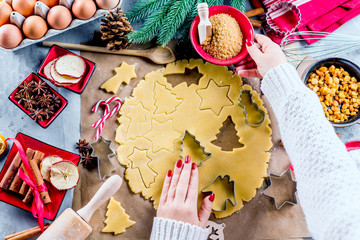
xmin=50 ymin=61 xmax=81 ymax=86
xmin=49 ymin=161 xmax=80 ymax=190
xmin=40 ymin=155 xmax=63 ymax=181
xmin=55 ymin=54 xmax=86 ymax=78
xmin=44 ymin=58 xmax=58 ymax=81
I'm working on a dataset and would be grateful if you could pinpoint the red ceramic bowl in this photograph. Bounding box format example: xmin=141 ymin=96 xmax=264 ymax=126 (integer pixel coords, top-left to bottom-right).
xmin=8 ymin=73 xmax=68 ymax=128
xmin=190 ymin=5 xmax=254 ymax=65
xmin=0 ymin=132 xmax=80 ymax=220
xmin=38 ymin=45 xmax=96 ymax=94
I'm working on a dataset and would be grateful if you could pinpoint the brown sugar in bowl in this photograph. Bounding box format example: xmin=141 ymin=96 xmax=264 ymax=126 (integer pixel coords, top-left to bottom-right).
xmin=190 ymin=5 xmax=254 ymax=65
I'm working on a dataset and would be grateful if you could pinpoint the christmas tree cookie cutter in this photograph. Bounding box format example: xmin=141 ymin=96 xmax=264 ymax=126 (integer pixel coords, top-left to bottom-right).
xmin=201 ymin=175 xmax=237 ymax=212
xmin=90 ymin=136 xmax=117 ymax=181
xmin=239 ymin=90 xmax=265 ymax=127
xmin=180 ymin=130 xmax=211 ymax=166
xmin=262 ymin=169 xmax=298 ymax=210
xmin=206 ymin=220 xmax=226 ymax=240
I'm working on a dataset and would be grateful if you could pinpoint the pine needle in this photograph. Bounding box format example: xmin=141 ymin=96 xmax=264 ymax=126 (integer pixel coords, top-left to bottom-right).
xmin=230 ymin=0 xmax=246 ymax=12
xmin=127 ymin=0 xmax=175 ymax=43
xmin=157 ymin=0 xmax=196 ymax=46
xmin=205 ymin=0 xmax=224 ymax=6
xmin=126 ymin=0 xmax=171 ymax=23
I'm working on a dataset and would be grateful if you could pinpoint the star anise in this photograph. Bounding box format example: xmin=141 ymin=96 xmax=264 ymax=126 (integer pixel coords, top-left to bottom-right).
xmin=20 ymin=95 xmax=37 ymax=110
xmin=76 ymin=139 xmax=91 ymax=154
xmin=38 ymin=94 xmax=52 ymax=108
xmin=14 ymin=92 xmax=24 ymax=101
xmin=50 ymin=93 xmax=62 ymax=109
xmin=29 ymin=108 xmax=45 ymax=122
xmin=42 ymin=106 xmax=55 ymax=120
xmin=18 ymin=81 xmax=33 ymax=97
xmin=32 ymin=80 xmax=47 ymax=95
xmin=80 ymin=152 xmax=97 ymax=169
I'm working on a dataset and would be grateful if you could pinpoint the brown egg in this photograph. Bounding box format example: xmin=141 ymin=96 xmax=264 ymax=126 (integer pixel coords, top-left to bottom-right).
xmin=4 ymin=0 xmax=12 ymax=5
xmin=39 ymin=0 xmax=59 ymax=8
xmin=23 ymin=15 xmax=48 ymax=39
xmin=0 ymin=2 xmax=12 ymax=27
xmin=95 ymin=0 xmax=119 ymax=9
xmin=72 ymin=0 xmax=97 ymax=20
xmin=12 ymin=0 xmax=36 ymax=17
xmin=0 ymin=24 xmax=22 ymax=49
xmin=47 ymin=5 xmax=72 ymax=30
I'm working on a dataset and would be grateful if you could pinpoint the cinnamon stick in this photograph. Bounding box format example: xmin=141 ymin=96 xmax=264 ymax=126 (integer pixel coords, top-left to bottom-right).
xmin=0 ymin=152 xmax=22 ymax=190
xmin=9 ymin=148 xmax=35 ymax=194
xmin=5 ymin=223 xmax=50 ymax=240
xmin=29 ymin=151 xmax=51 ymax=204
xmin=18 ymin=166 xmax=29 ymax=196
xmin=22 ymin=151 xmax=46 ymax=205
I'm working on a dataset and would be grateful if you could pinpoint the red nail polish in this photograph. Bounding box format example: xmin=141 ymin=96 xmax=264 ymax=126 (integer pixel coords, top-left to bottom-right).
xmin=167 ymin=170 xmax=172 ymax=177
xmin=192 ymin=163 xmax=196 ymax=170
xmin=176 ymin=159 xmax=183 ymax=168
xmin=185 ymin=156 xmax=190 ymax=164
xmin=246 ymin=39 xmax=253 ymax=47
xmin=209 ymin=193 xmax=215 ymax=202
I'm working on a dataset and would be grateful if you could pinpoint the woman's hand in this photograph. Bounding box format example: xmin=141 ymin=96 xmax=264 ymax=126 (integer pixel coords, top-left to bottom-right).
xmin=157 ymin=156 xmax=214 ymax=228
xmin=235 ymin=34 xmax=287 ymax=78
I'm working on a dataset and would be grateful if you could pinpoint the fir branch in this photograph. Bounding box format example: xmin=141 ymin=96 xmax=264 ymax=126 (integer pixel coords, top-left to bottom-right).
xmin=127 ymin=0 xmax=175 ymax=44
xmin=126 ymin=0 xmax=171 ymax=23
xmin=205 ymin=0 xmax=224 ymax=6
xmin=157 ymin=0 xmax=196 ymax=46
xmin=230 ymin=0 xmax=246 ymax=12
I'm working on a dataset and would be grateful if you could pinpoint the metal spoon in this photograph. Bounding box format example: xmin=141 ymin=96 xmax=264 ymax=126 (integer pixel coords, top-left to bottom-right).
xmin=42 ymin=41 xmax=176 ymax=65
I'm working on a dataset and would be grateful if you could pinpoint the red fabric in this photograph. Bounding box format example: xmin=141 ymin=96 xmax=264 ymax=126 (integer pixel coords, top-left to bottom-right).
xmin=251 ymin=0 xmax=360 ymax=44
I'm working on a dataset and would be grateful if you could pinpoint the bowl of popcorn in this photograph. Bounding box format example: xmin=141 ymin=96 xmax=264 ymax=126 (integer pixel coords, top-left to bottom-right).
xmin=303 ymin=57 xmax=360 ymax=127
xmin=190 ymin=5 xmax=254 ymax=65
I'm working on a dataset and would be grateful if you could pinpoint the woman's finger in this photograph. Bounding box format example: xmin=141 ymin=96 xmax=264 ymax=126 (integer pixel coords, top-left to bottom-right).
xmin=174 ymin=156 xmax=193 ymax=203
xmin=185 ymin=162 xmax=199 ymax=204
xmin=235 ymin=54 xmax=252 ymax=67
xmin=158 ymin=169 xmax=173 ymax=206
xmin=167 ymin=159 xmax=183 ymax=201
xmin=235 ymin=60 xmax=257 ymax=70
xmin=236 ymin=68 xmax=262 ymax=78
xmin=246 ymin=39 xmax=263 ymax=63
xmin=198 ymin=193 xmax=214 ymax=228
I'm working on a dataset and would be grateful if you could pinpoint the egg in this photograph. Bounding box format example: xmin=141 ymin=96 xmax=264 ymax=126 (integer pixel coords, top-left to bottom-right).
xmin=96 ymin=0 xmax=118 ymax=9
xmin=0 ymin=24 xmax=22 ymax=49
xmin=39 ymin=0 xmax=59 ymax=8
xmin=72 ymin=0 xmax=97 ymax=20
xmin=47 ymin=6 xmax=72 ymax=30
xmin=12 ymin=0 xmax=36 ymax=17
xmin=22 ymin=15 xmax=48 ymax=39
xmin=5 ymin=0 xmax=12 ymax=5
xmin=0 ymin=2 xmax=12 ymax=27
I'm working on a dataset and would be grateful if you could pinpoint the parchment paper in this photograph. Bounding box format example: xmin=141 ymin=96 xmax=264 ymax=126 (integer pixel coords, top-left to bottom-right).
xmin=74 ymin=44 xmax=312 ymax=239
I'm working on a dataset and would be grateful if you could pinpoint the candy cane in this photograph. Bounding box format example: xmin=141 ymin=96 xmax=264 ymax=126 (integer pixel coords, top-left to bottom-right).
xmin=92 ymin=96 xmax=123 ymax=140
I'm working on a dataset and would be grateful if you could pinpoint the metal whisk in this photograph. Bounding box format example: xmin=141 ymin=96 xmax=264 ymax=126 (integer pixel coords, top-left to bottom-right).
xmin=280 ymin=31 xmax=360 ymax=65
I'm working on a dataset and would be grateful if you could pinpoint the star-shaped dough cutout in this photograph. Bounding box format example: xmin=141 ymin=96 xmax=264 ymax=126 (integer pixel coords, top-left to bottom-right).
xmin=102 ymin=197 xmax=136 ymax=235
xmin=128 ymin=148 xmax=157 ymax=188
xmin=101 ymin=62 xmax=137 ymax=94
xmin=126 ymin=103 xmax=148 ymax=140
xmin=196 ymin=80 xmax=233 ymax=116
xmin=144 ymin=119 xmax=182 ymax=153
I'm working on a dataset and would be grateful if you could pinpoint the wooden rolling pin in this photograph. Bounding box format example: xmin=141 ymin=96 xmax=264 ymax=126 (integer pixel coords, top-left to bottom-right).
xmin=5 ymin=224 xmax=50 ymax=240
xmin=38 ymin=175 xmax=123 ymax=240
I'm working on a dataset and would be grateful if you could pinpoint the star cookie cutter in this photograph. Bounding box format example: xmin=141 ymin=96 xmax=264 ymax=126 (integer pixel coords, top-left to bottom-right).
xmin=262 ymin=169 xmax=298 ymax=210
xmin=90 ymin=136 xmax=117 ymax=181
xmin=239 ymin=90 xmax=266 ymax=128
xmin=180 ymin=130 xmax=211 ymax=166
xmin=201 ymin=175 xmax=237 ymax=212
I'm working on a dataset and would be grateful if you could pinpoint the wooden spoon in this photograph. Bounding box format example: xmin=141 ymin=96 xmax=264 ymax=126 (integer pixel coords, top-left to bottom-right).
xmin=42 ymin=41 xmax=176 ymax=65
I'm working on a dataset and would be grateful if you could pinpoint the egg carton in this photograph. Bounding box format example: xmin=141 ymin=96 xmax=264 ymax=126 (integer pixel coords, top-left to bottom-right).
xmin=0 ymin=0 xmax=122 ymax=52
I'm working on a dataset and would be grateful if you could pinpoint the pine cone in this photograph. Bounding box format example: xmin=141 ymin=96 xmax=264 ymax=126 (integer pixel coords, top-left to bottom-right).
xmin=100 ymin=8 xmax=133 ymax=51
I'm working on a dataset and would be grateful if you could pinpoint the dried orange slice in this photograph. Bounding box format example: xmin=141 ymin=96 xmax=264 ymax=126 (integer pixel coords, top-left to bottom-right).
xmin=0 ymin=134 xmax=8 ymax=156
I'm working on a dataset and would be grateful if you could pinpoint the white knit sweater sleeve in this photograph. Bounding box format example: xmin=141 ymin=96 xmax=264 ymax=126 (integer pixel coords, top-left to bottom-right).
xmin=150 ymin=217 xmax=210 ymax=240
xmin=261 ymin=63 xmax=360 ymax=240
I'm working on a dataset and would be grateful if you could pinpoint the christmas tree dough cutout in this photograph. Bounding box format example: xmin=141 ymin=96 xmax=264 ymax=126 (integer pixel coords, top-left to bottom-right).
xmin=128 ymin=148 xmax=157 ymax=188
xmin=101 ymin=62 xmax=136 ymax=94
xmin=154 ymin=82 xmax=183 ymax=114
xmin=102 ymin=197 xmax=136 ymax=235
xmin=126 ymin=103 xmax=149 ymax=140
xmin=180 ymin=130 xmax=211 ymax=166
